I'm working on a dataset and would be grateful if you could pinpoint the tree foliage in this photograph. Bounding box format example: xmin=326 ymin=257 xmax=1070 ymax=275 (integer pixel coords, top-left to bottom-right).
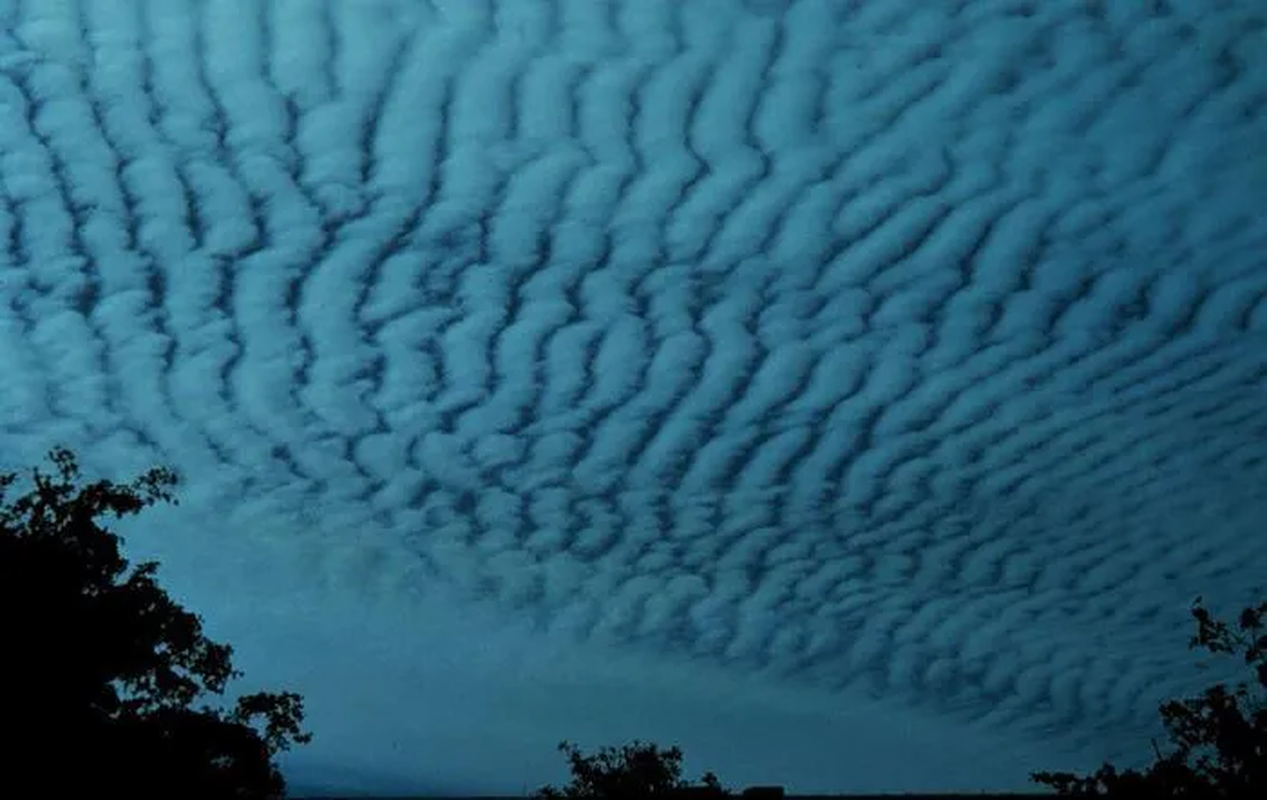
xmin=1032 ymin=595 xmax=1267 ymax=797
xmin=0 ymin=447 xmax=312 ymax=798
xmin=535 ymin=739 xmax=730 ymax=798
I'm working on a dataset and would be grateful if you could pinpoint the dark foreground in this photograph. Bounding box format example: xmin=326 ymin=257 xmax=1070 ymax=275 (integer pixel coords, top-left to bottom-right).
xmin=293 ymin=794 xmax=1050 ymax=799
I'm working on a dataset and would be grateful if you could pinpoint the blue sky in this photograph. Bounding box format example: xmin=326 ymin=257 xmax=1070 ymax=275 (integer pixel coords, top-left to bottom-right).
xmin=1 ymin=0 xmax=1265 ymax=795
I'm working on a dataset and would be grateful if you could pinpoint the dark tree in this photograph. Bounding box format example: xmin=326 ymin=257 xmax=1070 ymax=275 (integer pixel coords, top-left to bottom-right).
xmin=0 ymin=447 xmax=312 ymax=799
xmin=1032 ymin=595 xmax=1266 ymax=797
xmin=535 ymin=739 xmax=730 ymax=798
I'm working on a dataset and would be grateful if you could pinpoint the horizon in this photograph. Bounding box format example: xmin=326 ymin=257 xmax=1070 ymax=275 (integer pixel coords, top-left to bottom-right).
xmin=285 ymin=793 xmax=1053 ymax=796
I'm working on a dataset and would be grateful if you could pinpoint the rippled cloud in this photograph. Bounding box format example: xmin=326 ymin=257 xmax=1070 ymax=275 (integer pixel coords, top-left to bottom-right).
xmin=1 ymin=0 xmax=1265 ymax=794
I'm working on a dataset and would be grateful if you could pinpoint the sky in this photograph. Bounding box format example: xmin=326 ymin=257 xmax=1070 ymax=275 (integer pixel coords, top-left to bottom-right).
xmin=0 ymin=0 xmax=1265 ymax=795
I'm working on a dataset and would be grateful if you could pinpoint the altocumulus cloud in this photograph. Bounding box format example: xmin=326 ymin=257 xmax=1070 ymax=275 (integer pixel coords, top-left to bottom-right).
xmin=1 ymin=0 xmax=1266 ymax=795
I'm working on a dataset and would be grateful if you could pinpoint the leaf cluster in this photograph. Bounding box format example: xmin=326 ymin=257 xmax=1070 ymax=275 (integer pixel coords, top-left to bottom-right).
xmin=535 ymin=740 xmax=729 ymax=799
xmin=0 ymin=448 xmax=311 ymax=798
xmin=1032 ymin=595 xmax=1267 ymax=797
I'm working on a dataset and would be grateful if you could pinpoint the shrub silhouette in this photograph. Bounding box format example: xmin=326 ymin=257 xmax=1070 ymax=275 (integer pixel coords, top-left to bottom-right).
xmin=1032 ymin=595 xmax=1266 ymax=797
xmin=535 ymin=739 xmax=730 ymax=798
xmin=0 ymin=447 xmax=311 ymax=799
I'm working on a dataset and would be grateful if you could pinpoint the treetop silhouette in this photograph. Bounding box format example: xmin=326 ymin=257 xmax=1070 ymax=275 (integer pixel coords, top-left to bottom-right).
xmin=0 ymin=447 xmax=311 ymax=799
xmin=1032 ymin=594 xmax=1266 ymax=797
xmin=535 ymin=739 xmax=730 ymax=798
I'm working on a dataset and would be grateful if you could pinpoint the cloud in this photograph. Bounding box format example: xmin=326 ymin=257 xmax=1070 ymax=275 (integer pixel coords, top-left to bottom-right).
xmin=1 ymin=0 xmax=1265 ymax=794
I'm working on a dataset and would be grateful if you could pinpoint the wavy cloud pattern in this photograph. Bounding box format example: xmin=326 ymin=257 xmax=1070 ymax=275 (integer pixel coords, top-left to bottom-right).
xmin=1 ymin=0 xmax=1265 ymax=794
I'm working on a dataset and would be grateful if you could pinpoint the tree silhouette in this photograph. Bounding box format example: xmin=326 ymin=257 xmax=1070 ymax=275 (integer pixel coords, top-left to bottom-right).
xmin=0 ymin=447 xmax=312 ymax=799
xmin=1032 ymin=595 xmax=1266 ymax=797
xmin=535 ymin=739 xmax=730 ymax=798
